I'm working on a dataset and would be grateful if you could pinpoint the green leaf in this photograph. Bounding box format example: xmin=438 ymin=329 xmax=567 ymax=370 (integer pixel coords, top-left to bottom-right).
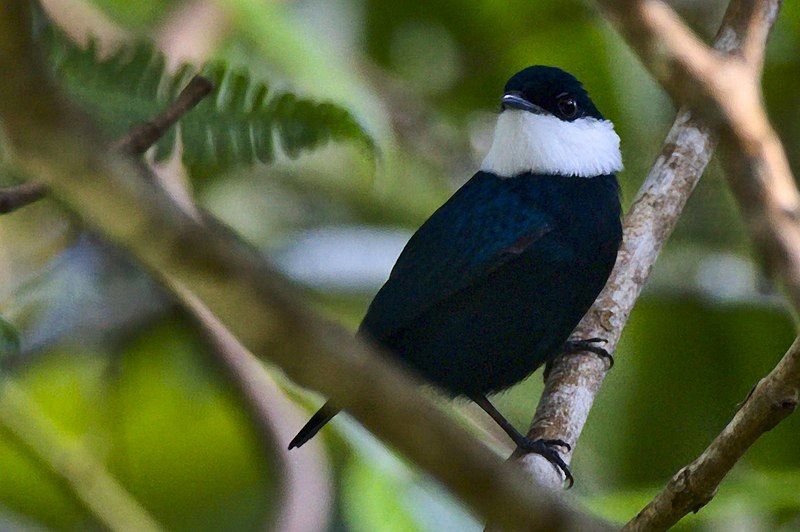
xmin=40 ymin=25 xmax=374 ymax=177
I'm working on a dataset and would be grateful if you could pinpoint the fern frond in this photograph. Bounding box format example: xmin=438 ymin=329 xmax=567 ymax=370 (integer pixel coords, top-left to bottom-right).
xmin=42 ymin=28 xmax=374 ymax=175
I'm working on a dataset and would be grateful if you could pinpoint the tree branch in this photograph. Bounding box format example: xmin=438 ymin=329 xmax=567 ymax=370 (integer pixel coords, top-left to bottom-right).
xmin=587 ymin=0 xmax=800 ymax=528
xmin=625 ymin=337 xmax=800 ymax=529
xmin=0 ymin=73 xmax=212 ymax=215
xmin=516 ymin=0 xmax=779 ymax=488
xmin=126 ymin=82 xmax=336 ymax=529
xmin=113 ymin=75 xmax=214 ymax=155
xmin=132 ymin=83 xmax=336 ymax=529
xmin=177 ymin=286 xmax=333 ymax=532
xmin=0 ymin=182 xmax=48 ymax=214
xmin=0 ymin=1 xmax=604 ymax=529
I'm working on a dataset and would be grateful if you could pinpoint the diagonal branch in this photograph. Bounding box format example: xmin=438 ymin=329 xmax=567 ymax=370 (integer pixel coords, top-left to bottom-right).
xmin=112 ymin=75 xmax=214 ymax=156
xmin=0 ymin=1 xmax=604 ymax=529
xmin=589 ymin=0 xmax=800 ymax=528
xmin=177 ymin=286 xmax=334 ymax=532
xmin=0 ymin=182 xmax=48 ymax=214
xmin=128 ymin=80 xmax=335 ymax=531
xmin=515 ymin=0 xmax=780 ymax=488
xmin=625 ymin=337 xmax=800 ymax=529
xmin=0 ymin=379 xmax=163 ymax=531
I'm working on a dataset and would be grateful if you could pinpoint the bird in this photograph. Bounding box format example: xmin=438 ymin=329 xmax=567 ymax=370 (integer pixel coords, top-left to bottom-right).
xmin=289 ymin=65 xmax=623 ymax=485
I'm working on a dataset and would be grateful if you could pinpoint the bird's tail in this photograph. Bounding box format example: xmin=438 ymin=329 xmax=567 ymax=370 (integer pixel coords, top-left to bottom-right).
xmin=288 ymin=401 xmax=340 ymax=450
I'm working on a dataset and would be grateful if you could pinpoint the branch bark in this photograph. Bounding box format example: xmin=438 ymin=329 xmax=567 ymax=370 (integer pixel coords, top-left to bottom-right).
xmin=178 ymin=287 xmax=333 ymax=532
xmin=112 ymin=75 xmax=214 ymax=156
xmin=586 ymin=0 xmax=800 ymax=528
xmin=0 ymin=1 xmax=604 ymax=529
xmin=516 ymin=0 xmax=779 ymax=488
xmin=133 ymin=86 xmax=335 ymax=531
xmin=625 ymin=337 xmax=800 ymax=529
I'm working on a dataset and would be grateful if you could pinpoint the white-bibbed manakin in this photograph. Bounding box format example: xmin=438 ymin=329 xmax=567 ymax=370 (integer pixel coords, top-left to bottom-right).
xmin=289 ymin=66 xmax=623 ymax=486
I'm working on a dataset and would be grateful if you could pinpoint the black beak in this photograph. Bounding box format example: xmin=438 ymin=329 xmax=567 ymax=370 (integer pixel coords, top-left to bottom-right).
xmin=501 ymin=93 xmax=547 ymax=114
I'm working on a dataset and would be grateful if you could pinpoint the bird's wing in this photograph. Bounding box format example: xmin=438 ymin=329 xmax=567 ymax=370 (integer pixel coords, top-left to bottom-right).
xmin=360 ymin=172 xmax=564 ymax=340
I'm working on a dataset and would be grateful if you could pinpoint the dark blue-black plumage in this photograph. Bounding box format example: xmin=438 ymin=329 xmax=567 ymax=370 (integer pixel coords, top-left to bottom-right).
xmin=504 ymin=65 xmax=604 ymax=121
xmin=360 ymin=171 xmax=621 ymax=395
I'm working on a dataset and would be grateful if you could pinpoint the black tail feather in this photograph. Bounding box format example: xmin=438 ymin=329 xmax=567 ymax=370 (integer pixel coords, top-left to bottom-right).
xmin=288 ymin=401 xmax=339 ymax=449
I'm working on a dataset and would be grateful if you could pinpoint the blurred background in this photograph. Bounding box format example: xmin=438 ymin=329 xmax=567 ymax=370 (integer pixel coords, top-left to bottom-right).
xmin=1 ymin=0 xmax=799 ymax=530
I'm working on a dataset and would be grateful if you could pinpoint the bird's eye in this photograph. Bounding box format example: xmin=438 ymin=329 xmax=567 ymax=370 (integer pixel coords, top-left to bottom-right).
xmin=556 ymin=95 xmax=578 ymax=119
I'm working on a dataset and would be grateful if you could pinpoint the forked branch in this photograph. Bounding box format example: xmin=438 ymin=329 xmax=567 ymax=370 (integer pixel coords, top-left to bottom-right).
xmin=588 ymin=0 xmax=800 ymax=528
xmin=517 ymin=0 xmax=781 ymax=490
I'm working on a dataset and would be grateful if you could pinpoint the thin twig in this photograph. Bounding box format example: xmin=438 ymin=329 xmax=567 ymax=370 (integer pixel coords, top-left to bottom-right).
xmin=515 ymin=0 xmax=778 ymax=488
xmin=0 ymin=182 xmax=48 ymax=214
xmin=113 ymin=75 xmax=214 ymax=155
xmin=0 ymin=75 xmax=213 ymax=215
xmin=120 ymin=70 xmax=334 ymax=530
xmin=625 ymin=337 xmax=800 ymax=529
xmin=122 ymin=76 xmax=335 ymax=531
xmin=0 ymin=2 xmax=604 ymax=529
xmin=117 ymin=69 xmax=334 ymax=531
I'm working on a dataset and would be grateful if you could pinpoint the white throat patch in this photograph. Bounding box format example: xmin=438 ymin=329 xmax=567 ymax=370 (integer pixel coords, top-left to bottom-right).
xmin=480 ymin=110 xmax=623 ymax=178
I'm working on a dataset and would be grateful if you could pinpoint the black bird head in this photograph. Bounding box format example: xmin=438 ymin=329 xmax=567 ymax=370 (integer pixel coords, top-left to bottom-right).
xmin=482 ymin=65 xmax=622 ymax=178
xmin=501 ymin=66 xmax=604 ymax=122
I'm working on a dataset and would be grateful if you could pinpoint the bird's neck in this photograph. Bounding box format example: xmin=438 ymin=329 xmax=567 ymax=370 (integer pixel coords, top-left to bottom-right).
xmin=480 ymin=110 xmax=623 ymax=178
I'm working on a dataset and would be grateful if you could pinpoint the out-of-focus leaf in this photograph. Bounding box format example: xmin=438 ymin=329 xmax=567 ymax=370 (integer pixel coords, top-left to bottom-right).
xmin=342 ymin=456 xmax=421 ymax=532
xmin=106 ymin=317 xmax=276 ymax=530
xmin=88 ymin=0 xmax=171 ymax=29
xmin=40 ymin=25 xmax=374 ymax=178
xmin=0 ymin=317 xmax=276 ymax=531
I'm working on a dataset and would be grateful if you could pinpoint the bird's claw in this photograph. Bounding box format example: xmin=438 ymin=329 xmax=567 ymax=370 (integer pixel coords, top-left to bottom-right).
xmin=516 ymin=437 xmax=574 ymax=488
xmin=563 ymin=338 xmax=614 ymax=369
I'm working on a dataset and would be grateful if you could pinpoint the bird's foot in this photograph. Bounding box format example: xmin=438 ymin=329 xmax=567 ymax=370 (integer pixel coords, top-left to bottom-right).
xmin=563 ymin=337 xmax=614 ymax=369
xmin=515 ymin=437 xmax=574 ymax=488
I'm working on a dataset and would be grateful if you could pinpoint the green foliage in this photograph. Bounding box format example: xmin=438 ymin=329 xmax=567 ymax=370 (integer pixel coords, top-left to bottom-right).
xmin=87 ymin=0 xmax=169 ymax=29
xmin=0 ymin=318 xmax=274 ymax=530
xmin=342 ymin=457 xmax=421 ymax=532
xmin=42 ymin=28 xmax=374 ymax=176
xmin=11 ymin=1 xmax=800 ymax=530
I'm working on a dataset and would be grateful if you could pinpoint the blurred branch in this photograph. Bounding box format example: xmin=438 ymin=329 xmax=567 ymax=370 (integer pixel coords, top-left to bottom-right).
xmin=130 ymin=79 xmax=335 ymax=531
xmin=583 ymin=0 xmax=800 ymax=528
xmin=516 ymin=0 xmax=780 ymax=488
xmin=0 ymin=379 xmax=162 ymax=531
xmin=0 ymin=182 xmax=47 ymax=214
xmin=160 ymin=132 xmax=334 ymax=529
xmin=178 ymin=287 xmax=333 ymax=532
xmin=0 ymin=2 xmax=603 ymax=529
